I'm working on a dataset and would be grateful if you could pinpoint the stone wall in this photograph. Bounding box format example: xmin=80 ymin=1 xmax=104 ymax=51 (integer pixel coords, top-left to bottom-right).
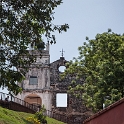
xmin=16 ymin=49 xmax=52 ymax=111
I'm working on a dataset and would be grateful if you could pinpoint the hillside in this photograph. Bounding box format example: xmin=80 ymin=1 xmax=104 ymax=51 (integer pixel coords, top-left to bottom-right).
xmin=0 ymin=106 xmax=65 ymax=124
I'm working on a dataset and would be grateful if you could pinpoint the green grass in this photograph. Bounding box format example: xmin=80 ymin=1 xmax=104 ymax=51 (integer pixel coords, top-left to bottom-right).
xmin=46 ymin=117 xmax=66 ymax=124
xmin=0 ymin=106 xmax=66 ymax=124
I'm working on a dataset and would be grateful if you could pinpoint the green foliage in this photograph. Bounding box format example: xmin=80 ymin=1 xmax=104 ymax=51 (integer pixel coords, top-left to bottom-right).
xmin=64 ymin=30 xmax=124 ymax=112
xmin=27 ymin=105 xmax=47 ymax=124
xmin=0 ymin=106 xmax=33 ymax=124
xmin=0 ymin=106 xmax=65 ymax=124
xmin=46 ymin=117 xmax=65 ymax=124
xmin=34 ymin=105 xmax=47 ymax=123
xmin=26 ymin=117 xmax=40 ymax=124
xmin=0 ymin=0 xmax=69 ymax=94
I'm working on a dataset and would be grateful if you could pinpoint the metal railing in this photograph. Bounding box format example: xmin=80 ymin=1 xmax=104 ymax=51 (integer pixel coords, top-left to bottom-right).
xmin=0 ymin=92 xmax=38 ymax=112
xmin=44 ymin=110 xmax=83 ymax=124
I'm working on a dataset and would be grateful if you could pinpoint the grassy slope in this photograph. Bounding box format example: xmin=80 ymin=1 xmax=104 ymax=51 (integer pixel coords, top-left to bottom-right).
xmin=0 ymin=107 xmax=65 ymax=124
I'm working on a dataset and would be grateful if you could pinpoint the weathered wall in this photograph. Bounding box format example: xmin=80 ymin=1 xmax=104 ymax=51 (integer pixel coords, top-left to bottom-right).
xmin=22 ymin=67 xmax=49 ymax=90
xmin=50 ymin=57 xmax=92 ymax=123
xmin=16 ymin=49 xmax=52 ymax=111
xmin=19 ymin=90 xmax=52 ymax=111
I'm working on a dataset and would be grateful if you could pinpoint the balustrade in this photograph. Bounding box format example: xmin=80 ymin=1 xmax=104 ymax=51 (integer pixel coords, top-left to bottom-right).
xmin=0 ymin=92 xmax=38 ymax=113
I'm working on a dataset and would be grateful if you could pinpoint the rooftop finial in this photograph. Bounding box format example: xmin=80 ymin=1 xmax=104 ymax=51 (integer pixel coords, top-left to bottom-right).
xmin=60 ymin=49 xmax=65 ymax=57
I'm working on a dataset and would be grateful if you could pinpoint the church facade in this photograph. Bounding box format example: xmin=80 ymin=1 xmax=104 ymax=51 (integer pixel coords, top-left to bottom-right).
xmin=16 ymin=45 xmax=52 ymax=111
xmin=16 ymin=44 xmax=92 ymax=122
xmin=16 ymin=46 xmax=70 ymax=111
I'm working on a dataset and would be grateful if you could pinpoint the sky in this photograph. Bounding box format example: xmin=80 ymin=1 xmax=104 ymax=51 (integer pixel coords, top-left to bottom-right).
xmin=1 ymin=0 xmax=124 ymax=105
xmin=50 ymin=0 xmax=124 ymax=63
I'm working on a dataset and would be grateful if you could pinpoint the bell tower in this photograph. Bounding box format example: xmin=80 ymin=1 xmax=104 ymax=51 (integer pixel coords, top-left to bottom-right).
xmin=17 ymin=43 xmax=52 ymax=111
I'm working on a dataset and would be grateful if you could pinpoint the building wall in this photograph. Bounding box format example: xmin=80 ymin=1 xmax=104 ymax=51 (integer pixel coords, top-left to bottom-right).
xmin=84 ymin=100 xmax=124 ymax=124
xmin=17 ymin=90 xmax=52 ymax=111
xmin=16 ymin=49 xmax=52 ymax=111
xmin=22 ymin=67 xmax=49 ymax=90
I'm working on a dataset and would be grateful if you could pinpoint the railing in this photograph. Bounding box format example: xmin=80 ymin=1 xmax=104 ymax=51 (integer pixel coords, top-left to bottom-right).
xmin=0 ymin=92 xmax=84 ymax=123
xmin=0 ymin=92 xmax=39 ymax=113
xmin=45 ymin=110 xmax=83 ymax=124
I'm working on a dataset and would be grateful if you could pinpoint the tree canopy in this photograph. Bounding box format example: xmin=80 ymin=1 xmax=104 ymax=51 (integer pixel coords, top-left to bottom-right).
xmin=0 ymin=0 xmax=69 ymax=94
xmin=63 ymin=30 xmax=124 ymax=112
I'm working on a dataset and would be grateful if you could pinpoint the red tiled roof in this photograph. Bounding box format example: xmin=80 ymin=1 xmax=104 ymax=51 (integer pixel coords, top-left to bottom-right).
xmin=83 ymin=97 xmax=124 ymax=124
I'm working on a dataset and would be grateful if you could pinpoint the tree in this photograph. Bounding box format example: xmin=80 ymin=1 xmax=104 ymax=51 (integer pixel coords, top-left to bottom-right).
xmin=0 ymin=0 xmax=69 ymax=94
xmin=63 ymin=30 xmax=124 ymax=112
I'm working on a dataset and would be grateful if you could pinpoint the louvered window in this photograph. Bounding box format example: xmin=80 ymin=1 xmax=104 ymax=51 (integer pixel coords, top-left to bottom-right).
xmin=29 ymin=76 xmax=38 ymax=85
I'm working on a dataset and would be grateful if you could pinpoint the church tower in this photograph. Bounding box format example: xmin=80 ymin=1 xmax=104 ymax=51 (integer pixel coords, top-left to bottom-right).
xmin=16 ymin=43 xmax=52 ymax=111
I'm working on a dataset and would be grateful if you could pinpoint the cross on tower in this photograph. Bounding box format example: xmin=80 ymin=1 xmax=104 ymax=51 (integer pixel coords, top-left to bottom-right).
xmin=60 ymin=49 xmax=65 ymax=57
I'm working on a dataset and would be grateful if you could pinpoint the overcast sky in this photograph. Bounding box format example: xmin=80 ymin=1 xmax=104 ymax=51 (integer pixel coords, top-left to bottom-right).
xmin=50 ymin=0 xmax=124 ymax=62
xmin=1 ymin=0 xmax=124 ymax=104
